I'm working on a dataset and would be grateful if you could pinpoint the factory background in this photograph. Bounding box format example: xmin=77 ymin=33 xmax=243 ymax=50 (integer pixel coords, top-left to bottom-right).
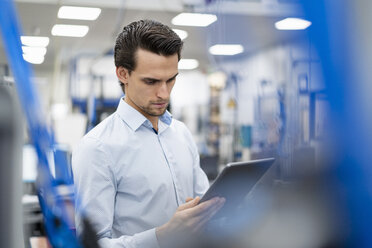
xmin=1 ymin=0 xmax=372 ymax=247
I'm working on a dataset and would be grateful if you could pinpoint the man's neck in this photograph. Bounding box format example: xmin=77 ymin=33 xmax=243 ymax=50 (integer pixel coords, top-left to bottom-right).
xmin=152 ymin=122 xmax=158 ymax=132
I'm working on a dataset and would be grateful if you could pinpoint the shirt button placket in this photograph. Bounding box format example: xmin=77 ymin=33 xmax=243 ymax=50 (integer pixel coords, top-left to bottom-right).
xmin=158 ymin=134 xmax=183 ymax=206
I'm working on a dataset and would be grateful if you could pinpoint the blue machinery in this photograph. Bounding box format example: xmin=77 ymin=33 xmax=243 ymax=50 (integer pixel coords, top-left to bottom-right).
xmin=0 ymin=0 xmax=96 ymax=247
xmin=1 ymin=0 xmax=372 ymax=247
xmin=301 ymin=1 xmax=372 ymax=246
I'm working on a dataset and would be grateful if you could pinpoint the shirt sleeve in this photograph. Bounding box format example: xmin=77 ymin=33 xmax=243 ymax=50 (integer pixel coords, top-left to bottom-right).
xmin=192 ymin=150 xmax=210 ymax=197
xmin=72 ymin=137 xmax=160 ymax=248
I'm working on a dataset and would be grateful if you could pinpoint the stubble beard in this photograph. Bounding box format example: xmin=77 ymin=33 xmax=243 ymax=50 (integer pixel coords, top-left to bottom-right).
xmin=140 ymin=103 xmax=168 ymax=117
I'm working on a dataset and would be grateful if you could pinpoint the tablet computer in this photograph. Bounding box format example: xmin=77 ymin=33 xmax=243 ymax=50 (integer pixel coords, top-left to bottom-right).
xmin=200 ymin=157 xmax=275 ymax=220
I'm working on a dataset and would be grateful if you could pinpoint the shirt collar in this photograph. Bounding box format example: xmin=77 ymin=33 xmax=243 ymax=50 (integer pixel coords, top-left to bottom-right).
xmin=116 ymin=98 xmax=172 ymax=131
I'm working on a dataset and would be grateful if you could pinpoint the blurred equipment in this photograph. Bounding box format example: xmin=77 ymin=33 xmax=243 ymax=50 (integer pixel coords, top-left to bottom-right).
xmin=200 ymin=155 xmax=219 ymax=180
xmin=0 ymin=0 xmax=99 ymax=247
xmin=0 ymin=84 xmax=24 ymax=248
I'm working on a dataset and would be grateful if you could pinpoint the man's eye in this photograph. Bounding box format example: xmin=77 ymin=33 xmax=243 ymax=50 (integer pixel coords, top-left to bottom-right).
xmin=145 ymin=80 xmax=156 ymax=85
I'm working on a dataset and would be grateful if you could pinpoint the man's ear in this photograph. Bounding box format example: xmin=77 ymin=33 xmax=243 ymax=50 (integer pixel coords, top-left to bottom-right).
xmin=116 ymin=67 xmax=129 ymax=84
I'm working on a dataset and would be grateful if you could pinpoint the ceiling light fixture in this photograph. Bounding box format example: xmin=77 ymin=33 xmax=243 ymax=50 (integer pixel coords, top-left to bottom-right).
xmin=21 ymin=40 xmax=48 ymax=64
xmin=172 ymin=29 xmax=188 ymax=40
xmin=21 ymin=36 xmax=49 ymax=47
xmin=178 ymin=59 xmax=199 ymax=70
xmin=172 ymin=13 xmax=217 ymax=27
xmin=275 ymin=17 xmax=312 ymax=30
xmin=22 ymin=46 xmax=47 ymax=57
xmin=51 ymin=24 xmax=89 ymax=37
xmin=23 ymin=53 xmax=45 ymax=65
xmin=58 ymin=6 xmax=101 ymax=21
xmin=209 ymin=44 xmax=244 ymax=56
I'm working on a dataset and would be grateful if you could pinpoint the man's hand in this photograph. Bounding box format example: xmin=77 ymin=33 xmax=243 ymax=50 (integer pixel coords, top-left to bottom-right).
xmin=155 ymin=196 xmax=225 ymax=247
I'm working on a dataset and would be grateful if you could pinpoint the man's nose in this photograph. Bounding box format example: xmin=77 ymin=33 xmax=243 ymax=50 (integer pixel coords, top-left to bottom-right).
xmin=156 ymin=82 xmax=170 ymax=99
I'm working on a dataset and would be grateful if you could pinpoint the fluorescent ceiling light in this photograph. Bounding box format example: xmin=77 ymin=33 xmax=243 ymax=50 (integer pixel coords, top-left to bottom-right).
xmin=21 ymin=36 xmax=49 ymax=47
xmin=58 ymin=6 xmax=101 ymax=21
xmin=172 ymin=13 xmax=217 ymax=27
xmin=172 ymin=29 xmax=188 ymax=40
xmin=275 ymin=18 xmax=312 ymax=30
xmin=209 ymin=44 xmax=244 ymax=55
xmin=22 ymin=46 xmax=47 ymax=57
xmin=52 ymin=24 xmax=89 ymax=37
xmin=23 ymin=53 xmax=45 ymax=64
xmin=178 ymin=59 xmax=199 ymax=70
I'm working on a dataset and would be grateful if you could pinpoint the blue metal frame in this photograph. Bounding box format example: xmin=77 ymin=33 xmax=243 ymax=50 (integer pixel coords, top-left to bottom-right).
xmin=0 ymin=0 xmax=82 ymax=247
xmin=301 ymin=0 xmax=372 ymax=246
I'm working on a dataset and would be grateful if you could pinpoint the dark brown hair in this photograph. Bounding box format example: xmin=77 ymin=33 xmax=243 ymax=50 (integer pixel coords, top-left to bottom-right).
xmin=114 ymin=19 xmax=183 ymax=72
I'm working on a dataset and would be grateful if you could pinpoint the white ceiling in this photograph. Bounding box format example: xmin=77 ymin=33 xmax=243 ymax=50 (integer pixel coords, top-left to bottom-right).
xmin=0 ymin=0 xmax=305 ymax=74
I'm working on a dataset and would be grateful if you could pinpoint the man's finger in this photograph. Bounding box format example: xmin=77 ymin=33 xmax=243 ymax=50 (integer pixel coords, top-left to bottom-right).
xmin=202 ymin=198 xmax=225 ymax=221
xmin=185 ymin=197 xmax=194 ymax=203
xmin=178 ymin=196 xmax=200 ymax=211
xmin=188 ymin=197 xmax=220 ymax=216
xmin=194 ymin=198 xmax=225 ymax=231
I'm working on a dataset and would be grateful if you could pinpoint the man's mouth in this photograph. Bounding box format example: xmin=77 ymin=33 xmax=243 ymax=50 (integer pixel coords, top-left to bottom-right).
xmin=152 ymin=102 xmax=168 ymax=108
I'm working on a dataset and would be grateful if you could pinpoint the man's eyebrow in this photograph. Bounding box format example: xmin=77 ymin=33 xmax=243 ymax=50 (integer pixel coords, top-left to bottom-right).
xmin=142 ymin=73 xmax=179 ymax=82
xmin=142 ymin=77 xmax=160 ymax=82
xmin=167 ymin=73 xmax=179 ymax=81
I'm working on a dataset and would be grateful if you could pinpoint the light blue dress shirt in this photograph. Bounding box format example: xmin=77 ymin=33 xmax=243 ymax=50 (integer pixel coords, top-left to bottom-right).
xmin=72 ymin=99 xmax=209 ymax=248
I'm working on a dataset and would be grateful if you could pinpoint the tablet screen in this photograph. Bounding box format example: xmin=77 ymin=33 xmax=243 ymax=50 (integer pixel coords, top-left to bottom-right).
xmin=200 ymin=158 xmax=275 ymax=220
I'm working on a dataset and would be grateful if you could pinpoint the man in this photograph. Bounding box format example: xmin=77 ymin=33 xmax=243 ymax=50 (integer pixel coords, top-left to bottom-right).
xmin=72 ymin=19 xmax=224 ymax=248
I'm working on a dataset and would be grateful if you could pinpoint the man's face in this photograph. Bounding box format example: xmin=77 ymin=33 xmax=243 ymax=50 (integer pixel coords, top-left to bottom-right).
xmin=117 ymin=49 xmax=178 ymax=120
